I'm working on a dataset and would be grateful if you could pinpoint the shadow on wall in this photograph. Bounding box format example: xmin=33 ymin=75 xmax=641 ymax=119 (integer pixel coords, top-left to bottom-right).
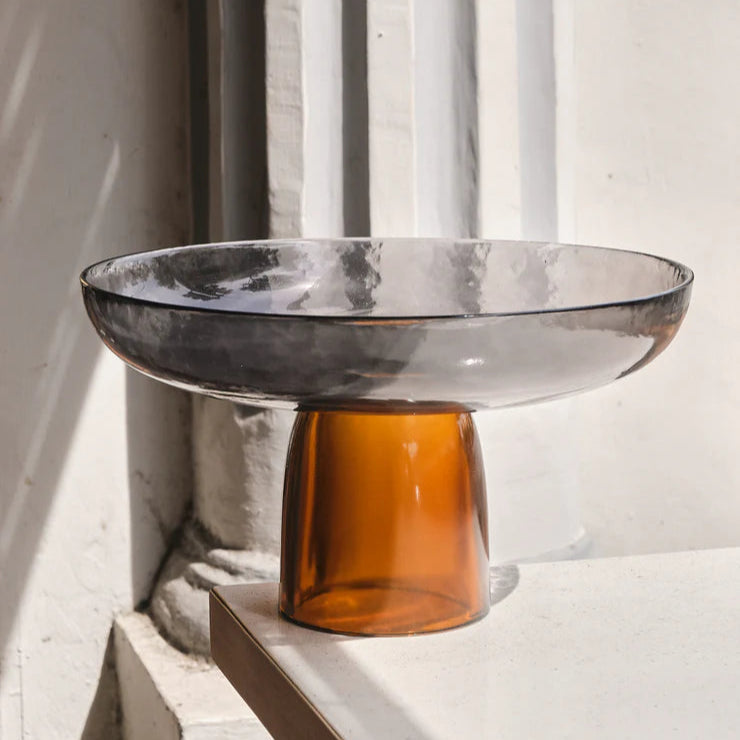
xmin=126 ymin=371 xmax=192 ymax=609
xmin=0 ymin=2 xmax=192 ymax=735
xmin=0 ymin=14 xmax=125 ymax=659
xmin=0 ymin=216 xmax=109 ymax=658
xmin=80 ymin=629 xmax=121 ymax=740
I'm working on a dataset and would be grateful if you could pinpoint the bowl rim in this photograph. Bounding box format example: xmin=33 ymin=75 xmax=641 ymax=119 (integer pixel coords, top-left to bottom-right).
xmin=79 ymin=237 xmax=694 ymax=322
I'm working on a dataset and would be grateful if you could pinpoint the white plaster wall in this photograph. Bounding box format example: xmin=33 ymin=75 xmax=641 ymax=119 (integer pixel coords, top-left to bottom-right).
xmin=477 ymin=0 xmax=740 ymax=561
xmin=555 ymin=1 xmax=740 ymax=556
xmin=0 ymin=1 xmax=191 ymax=737
xmin=476 ymin=0 xmax=586 ymax=563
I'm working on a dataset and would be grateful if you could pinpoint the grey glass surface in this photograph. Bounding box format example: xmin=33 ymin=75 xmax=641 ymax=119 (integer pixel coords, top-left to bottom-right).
xmin=80 ymin=238 xmax=693 ymax=411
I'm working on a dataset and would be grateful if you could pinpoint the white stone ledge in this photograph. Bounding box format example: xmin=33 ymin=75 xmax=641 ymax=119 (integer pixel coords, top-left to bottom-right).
xmin=213 ymin=548 xmax=740 ymax=739
xmin=114 ymin=612 xmax=269 ymax=740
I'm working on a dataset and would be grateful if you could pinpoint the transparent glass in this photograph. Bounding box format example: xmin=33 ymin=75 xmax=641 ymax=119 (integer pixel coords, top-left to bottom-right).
xmin=80 ymin=238 xmax=693 ymax=635
xmin=280 ymin=408 xmax=489 ymax=635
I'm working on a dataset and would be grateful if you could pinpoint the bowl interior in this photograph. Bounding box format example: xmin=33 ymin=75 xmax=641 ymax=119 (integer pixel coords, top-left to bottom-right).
xmin=82 ymin=239 xmax=692 ymax=319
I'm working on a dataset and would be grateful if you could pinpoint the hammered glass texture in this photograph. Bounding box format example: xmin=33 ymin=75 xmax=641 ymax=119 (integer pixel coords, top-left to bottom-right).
xmin=80 ymin=238 xmax=693 ymax=411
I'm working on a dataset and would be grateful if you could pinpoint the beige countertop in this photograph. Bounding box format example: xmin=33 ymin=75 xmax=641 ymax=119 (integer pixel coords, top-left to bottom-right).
xmin=212 ymin=548 xmax=740 ymax=739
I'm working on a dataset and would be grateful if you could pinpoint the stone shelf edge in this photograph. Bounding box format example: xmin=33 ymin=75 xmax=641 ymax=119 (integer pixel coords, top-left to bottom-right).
xmin=211 ymin=550 xmax=740 ymax=740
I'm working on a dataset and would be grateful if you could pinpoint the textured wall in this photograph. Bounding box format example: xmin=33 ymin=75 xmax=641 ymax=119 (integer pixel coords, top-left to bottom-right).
xmin=555 ymin=0 xmax=740 ymax=556
xmin=0 ymin=1 xmax=192 ymax=736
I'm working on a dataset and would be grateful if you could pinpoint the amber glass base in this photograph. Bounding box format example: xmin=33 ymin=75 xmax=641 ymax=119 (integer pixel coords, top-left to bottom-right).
xmin=279 ymin=408 xmax=490 ymax=636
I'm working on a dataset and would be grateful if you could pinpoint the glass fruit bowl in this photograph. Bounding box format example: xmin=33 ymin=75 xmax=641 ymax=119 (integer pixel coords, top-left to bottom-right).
xmin=80 ymin=238 xmax=693 ymax=636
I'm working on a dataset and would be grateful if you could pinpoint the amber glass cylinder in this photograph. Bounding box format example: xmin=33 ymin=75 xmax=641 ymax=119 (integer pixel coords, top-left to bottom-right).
xmin=279 ymin=408 xmax=490 ymax=635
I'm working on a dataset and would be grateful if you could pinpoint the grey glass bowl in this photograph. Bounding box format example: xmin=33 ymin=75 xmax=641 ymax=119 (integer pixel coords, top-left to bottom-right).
xmin=80 ymin=238 xmax=693 ymax=411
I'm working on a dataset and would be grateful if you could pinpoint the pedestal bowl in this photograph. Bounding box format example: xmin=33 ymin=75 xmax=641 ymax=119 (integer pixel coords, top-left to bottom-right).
xmin=81 ymin=238 xmax=693 ymax=635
